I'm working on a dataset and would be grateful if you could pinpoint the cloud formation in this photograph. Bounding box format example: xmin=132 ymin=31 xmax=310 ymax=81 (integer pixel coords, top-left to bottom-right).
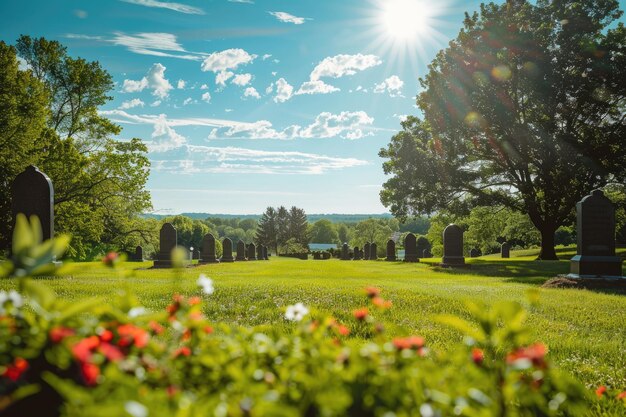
xmin=269 ymin=11 xmax=308 ymax=25
xmin=243 ymin=87 xmax=261 ymax=99
xmin=310 ymin=54 xmax=382 ymax=81
xmin=296 ymin=80 xmax=340 ymax=95
xmin=111 ymin=32 xmax=201 ymax=60
xmin=120 ymin=0 xmax=204 ymax=14
xmin=201 ymin=48 xmax=256 ymax=72
xmin=119 ymin=98 xmax=145 ymax=109
xmin=232 ymin=73 xmax=252 ymax=86
xmin=122 ymin=63 xmax=173 ymax=99
xmin=374 ymin=75 xmax=404 ymax=97
xmin=273 ymin=78 xmax=293 ymax=103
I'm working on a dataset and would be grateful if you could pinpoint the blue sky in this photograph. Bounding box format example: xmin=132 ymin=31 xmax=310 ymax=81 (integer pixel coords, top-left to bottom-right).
xmin=2 ymin=0 xmax=624 ymax=214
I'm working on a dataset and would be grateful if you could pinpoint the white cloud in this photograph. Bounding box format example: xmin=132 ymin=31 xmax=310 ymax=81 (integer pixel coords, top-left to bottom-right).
xmin=215 ymin=71 xmax=234 ymax=87
xmin=232 ymin=73 xmax=252 ymax=86
xmin=262 ymin=54 xmax=272 ymax=60
xmin=122 ymin=63 xmax=173 ymax=99
xmin=243 ymin=87 xmax=261 ymax=99
xmin=200 ymin=84 xmax=209 ymax=90
xmin=265 ymin=83 xmax=274 ymax=94
xmin=177 ymin=79 xmax=186 ymax=89
xmin=296 ymin=80 xmax=340 ymax=95
xmin=201 ymin=48 xmax=257 ymax=73
xmin=299 ymin=111 xmax=374 ymax=140
xmin=374 ymin=75 xmax=404 ymax=97
xmin=111 ymin=32 xmax=201 ymax=60
xmin=310 ymin=54 xmax=382 ymax=81
xmin=183 ymin=97 xmax=195 ymax=105
xmin=393 ymin=113 xmax=408 ymax=122
xmin=119 ymin=98 xmax=145 ymax=109
xmin=151 ymin=100 xmax=162 ymax=107
xmin=151 ymin=114 xmax=186 ymax=151
xmin=120 ymin=0 xmax=204 ymax=14
xmin=225 ymin=108 xmax=234 ymax=112
xmin=269 ymin=11 xmax=308 ymax=25
xmin=201 ymin=92 xmax=211 ymax=103
xmin=274 ymin=78 xmax=293 ymax=103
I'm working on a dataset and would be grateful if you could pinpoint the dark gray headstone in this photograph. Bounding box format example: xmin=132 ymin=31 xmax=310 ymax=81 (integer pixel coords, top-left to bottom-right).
xmin=341 ymin=242 xmax=349 ymax=260
xmin=570 ymin=190 xmax=623 ymax=278
xmin=363 ymin=242 xmax=371 ymax=260
xmin=370 ymin=243 xmax=377 ymax=260
xmin=256 ymin=244 xmax=263 ymax=260
xmin=501 ymin=242 xmax=510 ymax=259
xmin=200 ymin=233 xmax=219 ymax=264
xmin=154 ymin=223 xmax=177 ymax=267
xmin=263 ymin=245 xmax=269 ymax=260
xmin=11 ymin=165 xmax=54 ymax=244
xmin=221 ymin=238 xmax=234 ymax=262
xmin=441 ymin=224 xmax=465 ymax=266
xmin=404 ymin=233 xmax=418 ymax=262
xmin=247 ymin=243 xmax=257 ymax=260
xmin=422 ymin=249 xmax=432 ymax=258
xmin=193 ymin=249 xmax=200 ymax=260
xmin=236 ymin=240 xmax=247 ymax=261
xmin=469 ymin=248 xmax=480 ymax=258
xmin=416 ymin=237 xmax=430 ymax=260
xmin=132 ymin=245 xmax=144 ymax=262
xmin=353 ymin=246 xmax=361 ymax=260
xmin=386 ymin=239 xmax=396 ymax=261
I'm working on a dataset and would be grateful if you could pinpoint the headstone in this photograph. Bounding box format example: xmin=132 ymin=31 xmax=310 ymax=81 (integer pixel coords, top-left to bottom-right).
xmin=363 ymin=242 xmax=371 ymax=260
xmin=422 ymin=249 xmax=432 ymax=258
xmin=154 ymin=223 xmax=177 ymax=268
xmin=469 ymin=248 xmax=480 ymax=258
xmin=386 ymin=239 xmax=396 ymax=261
xmin=370 ymin=243 xmax=378 ymax=260
xmin=341 ymin=242 xmax=349 ymax=260
xmin=441 ymin=224 xmax=465 ymax=267
xmin=569 ymin=190 xmax=623 ymax=278
xmin=256 ymin=244 xmax=263 ymax=260
xmin=247 ymin=243 xmax=257 ymax=260
xmin=11 ymin=165 xmax=54 ymax=244
xmin=416 ymin=237 xmax=430 ymax=260
xmin=221 ymin=238 xmax=234 ymax=262
xmin=193 ymin=249 xmax=200 ymax=260
xmin=501 ymin=242 xmax=511 ymax=259
xmin=322 ymin=251 xmax=331 ymax=260
xmin=200 ymin=234 xmax=219 ymax=264
xmin=353 ymin=246 xmax=361 ymax=260
xmin=313 ymin=251 xmax=321 ymax=260
xmin=404 ymin=233 xmax=418 ymax=262
xmin=263 ymin=245 xmax=269 ymax=260
xmin=132 ymin=245 xmax=144 ymax=262
xmin=236 ymin=241 xmax=247 ymax=261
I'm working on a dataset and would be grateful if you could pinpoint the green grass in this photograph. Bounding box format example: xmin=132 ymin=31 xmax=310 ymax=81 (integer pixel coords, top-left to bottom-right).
xmin=2 ymin=248 xmax=625 ymax=392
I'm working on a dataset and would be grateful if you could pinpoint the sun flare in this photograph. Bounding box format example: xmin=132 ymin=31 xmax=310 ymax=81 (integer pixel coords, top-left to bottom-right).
xmin=381 ymin=0 xmax=432 ymax=40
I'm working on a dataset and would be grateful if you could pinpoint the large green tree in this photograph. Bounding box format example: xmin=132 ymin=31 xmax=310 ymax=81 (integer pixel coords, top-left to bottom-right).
xmin=309 ymin=219 xmax=339 ymax=243
xmin=380 ymin=0 xmax=626 ymax=259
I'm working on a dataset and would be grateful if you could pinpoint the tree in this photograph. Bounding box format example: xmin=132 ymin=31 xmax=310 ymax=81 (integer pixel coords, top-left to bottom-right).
xmin=351 ymin=219 xmax=394 ymax=257
xmin=287 ymin=206 xmax=309 ymax=246
xmin=275 ymin=206 xmax=289 ymax=251
xmin=380 ymin=0 xmax=626 ymax=259
xmin=256 ymin=206 xmax=310 ymax=254
xmin=310 ymin=219 xmax=339 ymax=243
xmin=336 ymin=224 xmax=352 ymax=245
xmin=256 ymin=207 xmax=278 ymax=254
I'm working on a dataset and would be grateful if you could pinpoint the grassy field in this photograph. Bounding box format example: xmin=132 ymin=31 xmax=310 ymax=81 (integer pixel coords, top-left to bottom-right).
xmin=2 ymin=247 xmax=625 ymax=393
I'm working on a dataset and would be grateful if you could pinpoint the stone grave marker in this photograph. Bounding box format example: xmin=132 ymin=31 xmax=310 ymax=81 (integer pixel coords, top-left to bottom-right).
xmin=132 ymin=245 xmax=144 ymax=262
xmin=416 ymin=237 xmax=430 ymax=260
xmin=404 ymin=233 xmax=418 ymax=262
xmin=236 ymin=241 xmax=247 ymax=261
xmin=193 ymin=249 xmax=200 ymax=260
xmin=256 ymin=244 xmax=263 ymax=260
xmin=469 ymin=248 xmax=480 ymax=258
xmin=200 ymin=234 xmax=219 ymax=264
xmin=422 ymin=249 xmax=432 ymax=258
xmin=441 ymin=224 xmax=465 ymax=267
xmin=247 ymin=243 xmax=257 ymax=260
xmin=501 ymin=242 xmax=511 ymax=259
xmin=353 ymin=246 xmax=361 ymax=260
xmin=370 ymin=243 xmax=378 ymax=260
xmin=11 ymin=165 xmax=54 ymax=244
xmin=341 ymin=242 xmax=349 ymax=260
xmin=263 ymin=245 xmax=269 ymax=260
xmin=154 ymin=223 xmax=177 ymax=268
xmin=570 ymin=190 xmax=623 ymax=278
xmin=363 ymin=242 xmax=371 ymax=260
xmin=221 ymin=238 xmax=234 ymax=262
xmin=386 ymin=239 xmax=396 ymax=261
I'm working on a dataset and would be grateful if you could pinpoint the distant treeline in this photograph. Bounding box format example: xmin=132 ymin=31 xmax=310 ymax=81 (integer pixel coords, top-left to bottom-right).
xmin=143 ymin=213 xmax=395 ymax=224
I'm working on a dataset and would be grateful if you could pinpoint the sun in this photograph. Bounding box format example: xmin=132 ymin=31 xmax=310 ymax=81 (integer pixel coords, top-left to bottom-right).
xmin=381 ymin=0 xmax=433 ymax=41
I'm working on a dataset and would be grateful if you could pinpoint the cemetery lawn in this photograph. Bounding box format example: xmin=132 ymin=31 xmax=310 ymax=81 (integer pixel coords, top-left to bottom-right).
xmin=2 ymin=247 xmax=625 ymax=392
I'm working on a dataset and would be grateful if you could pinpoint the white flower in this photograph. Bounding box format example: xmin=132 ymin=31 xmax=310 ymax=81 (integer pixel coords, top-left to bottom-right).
xmin=124 ymin=401 xmax=148 ymax=417
xmin=0 ymin=290 xmax=23 ymax=314
xmin=285 ymin=302 xmax=309 ymax=321
xmin=128 ymin=307 xmax=148 ymax=318
xmin=197 ymin=274 xmax=214 ymax=295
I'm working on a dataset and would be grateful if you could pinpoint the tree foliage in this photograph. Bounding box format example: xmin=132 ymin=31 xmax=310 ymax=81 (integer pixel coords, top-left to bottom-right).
xmin=256 ymin=206 xmax=310 ymax=254
xmin=380 ymin=0 xmax=626 ymax=259
xmin=309 ymin=219 xmax=339 ymax=244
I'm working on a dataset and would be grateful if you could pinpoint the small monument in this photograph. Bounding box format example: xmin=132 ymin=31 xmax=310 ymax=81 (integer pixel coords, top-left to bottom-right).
xmin=132 ymin=245 xmax=144 ymax=262
xmin=11 ymin=165 xmax=54 ymax=244
xmin=236 ymin=241 xmax=247 ymax=261
xmin=422 ymin=249 xmax=432 ymax=258
xmin=386 ymin=239 xmax=396 ymax=261
xmin=193 ymin=249 xmax=200 ymax=260
xmin=154 ymin=223 xmax=177 ymax=268
xmin=221 ymin=238 xmax=234 ymax=262
xmin=247 ymin=243 xmax=257 ymax=261
xmin=256 ymin=244 xmax=263 ymax=260
xmin=569 ymin=190 xmax=623 ymax=278
xmin=341 ymin=243 xmax=349 ymax=260
xmin=469 ymin=248 xmax=480 ymax=258
xmin=200 ymin=234 xmax=219 ymax=264
xmin=353 ymin=246 xmax=362 ymax=260
xmin=370 ymin=243 xmax=378 ymax=260
xmin=501 ymin=242 xmax=511 ymax=259
xmin=404 ymin=233 xmax=418 ymax=262
xmin=263 ymin=245 xmax=269 ymax=260
xmin=441 ymin=224 xmax=465 ymax=267
xmin=363 ymin=242 xmax=371 ymax=260
xmin=416 ymin=237 xmax=430 ymax=260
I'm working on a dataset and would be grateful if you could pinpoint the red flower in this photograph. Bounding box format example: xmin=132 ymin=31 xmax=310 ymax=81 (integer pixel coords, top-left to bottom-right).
xmin=99 ymin=329 xmax=114 ymax=343
xmin=393 ymin=336 xmax=425 ymax=351
xmin=72 ymin=336 xmax=100 ymax=362
xmin=617 ymin=391 xmax=626 ymax=400
xmin=392 ymin=338 xmax=411 ymax=350
xmin=49 ymin=326 xmax=75 ymax=343
xmin=3 ymin=357 xmax=28 ymax=381
xmin=337 ymin=325 xmax=350 ymax=336
xmin=365 ymin=287 xmax=381 ymax=298
xmin=189 ymin=311 xmax=203 ymax=321
xmin=472 ymin=348 xmax=484 ymax=365
xmin=596 ymin=386 xmax=607 ymax=398
xmin=204 ymin=326 xmax=214 ymax=334
xmin=102 ymin=252 xmax=119 ymax=267
xmin=506 ymin=343 xmax=547 ymax=368
xmin=80 ymin=362 xmax=100 ymax=386
xmin=149 ymin=321 xmax=164 ymax=335
xmin=167 ymin=385 xmax=179 ymax=398
xmin=117 ymin=323 xmax=149 ymax=349
xmin=99 ymin=343 xmax=124 ymax=362
xmin=371 ymin=297 xmax=392 ymax=309
xmin=173 ymin=346 xmax=191 ymax=357
xmin=188 ymin=296 xmax=201 ymax=306
xmin=353 ymin=308 xmax=369 ymax=321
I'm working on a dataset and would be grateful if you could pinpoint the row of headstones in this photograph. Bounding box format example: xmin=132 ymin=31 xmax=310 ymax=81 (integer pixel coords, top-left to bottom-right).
xmin=340 ymin=242 xmax=379 ymax=260
xmin=153 ymin=223 xmax=269 ymax=268
xmin=8 ymin=166 xmax=623 ymax=278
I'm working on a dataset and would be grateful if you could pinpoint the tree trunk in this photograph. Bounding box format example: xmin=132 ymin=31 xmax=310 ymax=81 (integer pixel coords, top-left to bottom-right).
xmin=536 ymin=225 xmax=558 ymax=260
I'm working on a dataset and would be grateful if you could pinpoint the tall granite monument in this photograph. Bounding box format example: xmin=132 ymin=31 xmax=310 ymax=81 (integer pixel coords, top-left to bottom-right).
xmin=441 ymin=224 xmax=465 ymax=267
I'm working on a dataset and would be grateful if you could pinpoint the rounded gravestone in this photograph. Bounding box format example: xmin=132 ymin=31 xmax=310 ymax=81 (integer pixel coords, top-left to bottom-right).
xmin=422 ymin=248 xmax=432 ymax=258
xmin=416 ymin=236 xmax=430 ymax=260
xmin=501 ymin=242 xmax=510 ymax=259
xmin=404 ymin=233 xmax=418 ymax=262
xmin=570 ymin=190 xmax=623 ymax=277
xmin=341 ymin=242 xmax=349 ymax=260
xmin=11 ymin=165 xmax=54 ymax=243
xmin=441 ymin=224 xmax=465 ymax=266
xmin=200 ymin=234 xmax=219 ymax=264
xmin=247 ymin=243 xmax=257 ymax=261
xmin=370 ymin=243 xmax=378 ymax=260
xmin=133 ymin=245 xmax=144 ymax=262
xmin=263 ymin=245 xmax=269 ymax=260
xmin=154 ymin=223 xmax=177 ymax=267
xmin=236 ymin=241 xmax=247 ymax=261
xmin=353 ymin=246 xmax=361 ymax=260
xmin=363 ymin=242 xmax=371 ymax=260
xmin=221 ymin=238 xmax=234 ymax=262
xmin=469 ymin=248 xmax=480 ymax=258
xmin=386 ymin=239 xmax=396 ymax=261
xmin=256 ymin=243 xmax=263 ymax=260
